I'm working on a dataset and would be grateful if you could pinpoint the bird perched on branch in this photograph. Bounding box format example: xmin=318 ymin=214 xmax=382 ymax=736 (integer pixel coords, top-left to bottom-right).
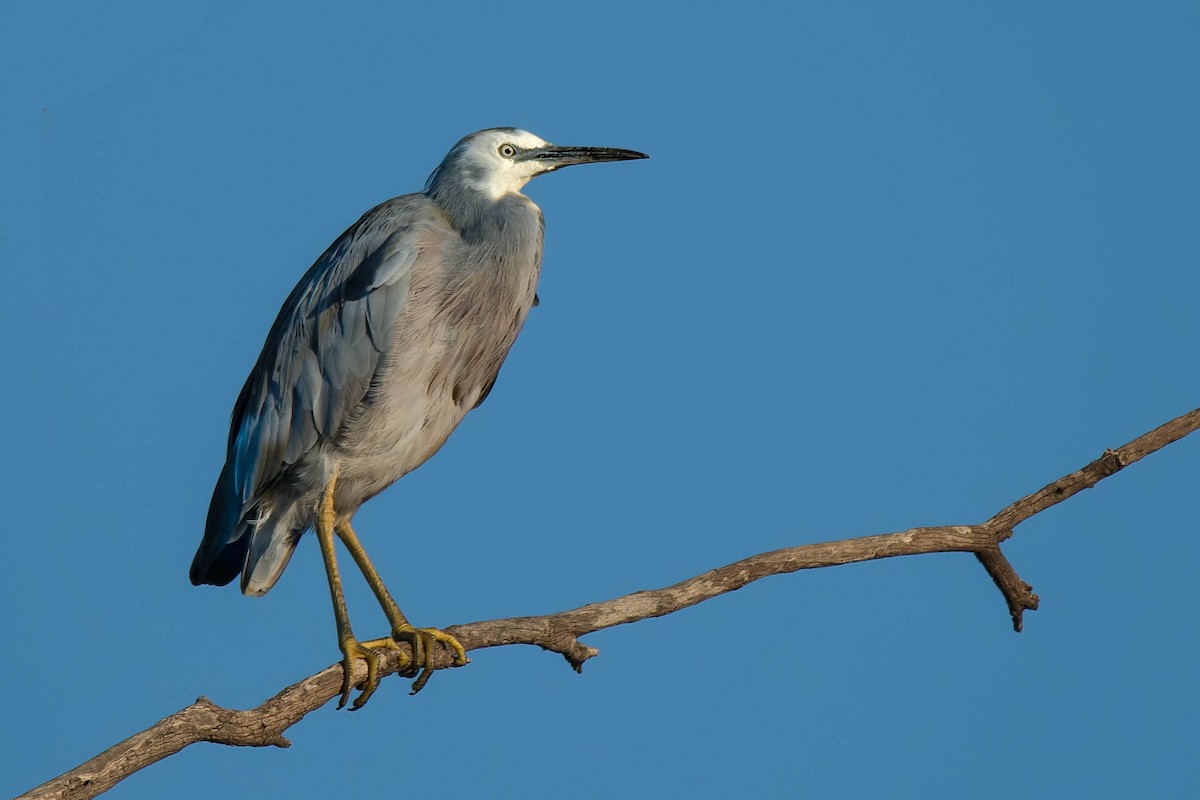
xmin=190 ymin=128 xmax=648 ymax=708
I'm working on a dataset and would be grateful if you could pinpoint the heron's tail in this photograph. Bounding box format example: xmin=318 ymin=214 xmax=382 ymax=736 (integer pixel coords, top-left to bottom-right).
xmin=239 ymin=513 xmax=303 ymax=597
xmin=190 ymin=461 xmax=302 ymax=597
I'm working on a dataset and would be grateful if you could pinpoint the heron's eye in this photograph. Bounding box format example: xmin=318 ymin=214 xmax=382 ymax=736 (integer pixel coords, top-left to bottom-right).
xmin=498 ymin=144 xmax=517 ymax=158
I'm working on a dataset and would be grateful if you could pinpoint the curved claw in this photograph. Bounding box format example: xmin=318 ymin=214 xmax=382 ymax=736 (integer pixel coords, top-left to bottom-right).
xmin=338 ymin=637 xmax=398 ymax=710
xmin=390 ymin=625 xmax=469 ymax=695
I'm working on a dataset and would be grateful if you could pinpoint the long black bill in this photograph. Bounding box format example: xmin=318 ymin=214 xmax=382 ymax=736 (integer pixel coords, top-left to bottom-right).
xmin=524 ymin=145 xmax=649 ymax=170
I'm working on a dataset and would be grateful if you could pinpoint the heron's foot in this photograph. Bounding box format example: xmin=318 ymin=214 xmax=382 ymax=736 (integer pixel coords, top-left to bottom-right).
xmin=337 ymin=636 xmax=399 ymax=711
xmin=367 ymin=625 xmax=468 ymax=695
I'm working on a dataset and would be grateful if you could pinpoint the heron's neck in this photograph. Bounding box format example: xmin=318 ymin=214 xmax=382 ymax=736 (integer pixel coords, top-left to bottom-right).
xmin=426 ymin=183 xmax=519 ymax=240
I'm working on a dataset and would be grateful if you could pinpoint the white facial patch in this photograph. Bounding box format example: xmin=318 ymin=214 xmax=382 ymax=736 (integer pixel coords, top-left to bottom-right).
xmin=462 ymin=129 xmax=552 ymax=200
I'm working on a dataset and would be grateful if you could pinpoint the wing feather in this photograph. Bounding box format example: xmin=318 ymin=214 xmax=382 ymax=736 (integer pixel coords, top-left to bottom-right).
xmin=237 ymin=200 xmax=445 ymax=492
xmin=190 ymin=195 xmax=452 ymax=586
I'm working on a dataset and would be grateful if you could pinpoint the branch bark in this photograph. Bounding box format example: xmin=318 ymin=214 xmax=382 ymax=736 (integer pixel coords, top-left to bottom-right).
xmin=18 ymin=407 xmax=1200 ymax=800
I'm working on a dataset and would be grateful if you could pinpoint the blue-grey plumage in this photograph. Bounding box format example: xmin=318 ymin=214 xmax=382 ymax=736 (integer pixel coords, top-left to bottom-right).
xmin=189 ymin=128 xmax=646 ymax=706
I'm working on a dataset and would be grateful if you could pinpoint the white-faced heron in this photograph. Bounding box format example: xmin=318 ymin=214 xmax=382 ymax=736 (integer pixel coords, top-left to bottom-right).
xmin=190 ymin=128 xmax=648 ymax=708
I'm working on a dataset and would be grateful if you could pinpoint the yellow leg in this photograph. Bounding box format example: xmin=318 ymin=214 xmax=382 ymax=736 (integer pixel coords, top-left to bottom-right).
xmin=336 ymin=520 xmax=469 ymax=694
xmin=315 ymin=469 xmax=385 ymax=710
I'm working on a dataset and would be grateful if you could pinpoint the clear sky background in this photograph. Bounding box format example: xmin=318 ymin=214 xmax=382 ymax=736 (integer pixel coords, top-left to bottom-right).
xmin=3 ymin=2 xmax=1198 ymax=798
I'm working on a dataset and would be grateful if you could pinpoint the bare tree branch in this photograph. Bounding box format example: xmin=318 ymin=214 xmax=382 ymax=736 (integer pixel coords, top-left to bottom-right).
xmin=17 ymin=407 xmax=1200 ymax=800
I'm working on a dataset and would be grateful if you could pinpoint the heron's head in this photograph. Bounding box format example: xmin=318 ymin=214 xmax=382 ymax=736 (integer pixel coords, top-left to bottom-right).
xmin=426 ymin=128 xmax=647 ymax=201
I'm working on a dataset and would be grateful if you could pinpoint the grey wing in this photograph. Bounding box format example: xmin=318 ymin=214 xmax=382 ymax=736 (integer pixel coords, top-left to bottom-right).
xmin=190 ymin=195 xmax=450 ymax=587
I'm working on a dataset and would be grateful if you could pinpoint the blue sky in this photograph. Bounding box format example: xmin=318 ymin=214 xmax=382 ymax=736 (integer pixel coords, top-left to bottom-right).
xmin=4 ymin=1 xmax=1199 ymax=797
